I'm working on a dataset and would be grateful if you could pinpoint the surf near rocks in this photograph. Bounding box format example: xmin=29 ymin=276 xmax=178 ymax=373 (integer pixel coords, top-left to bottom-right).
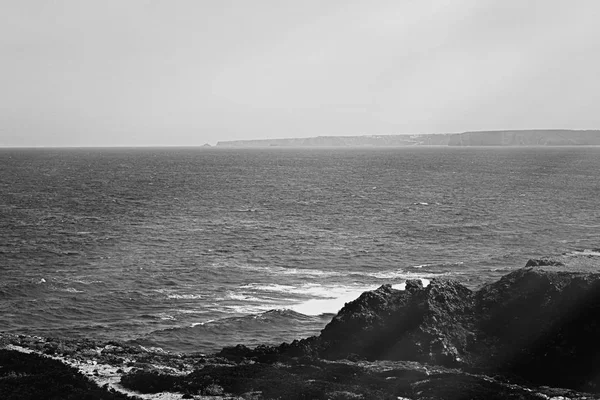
xmin=219 ymin=256 xmax=600 ymax=395
xmin=3 ymin=256 xmax=600 ymax=399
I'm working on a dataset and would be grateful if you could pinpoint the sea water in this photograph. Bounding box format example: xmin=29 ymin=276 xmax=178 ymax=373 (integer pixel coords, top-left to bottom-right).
xmin=1 ymin=146 xmax=599 ymax=353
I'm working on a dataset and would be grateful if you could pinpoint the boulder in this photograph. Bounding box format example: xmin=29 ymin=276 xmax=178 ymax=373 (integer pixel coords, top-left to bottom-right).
xmin=476 ymin=267 xmax=600 ymax=390
xmin=318 ymin=280 xmax=475 ymax=366
xmin=524 ymin=258 xmax=565 ymax=267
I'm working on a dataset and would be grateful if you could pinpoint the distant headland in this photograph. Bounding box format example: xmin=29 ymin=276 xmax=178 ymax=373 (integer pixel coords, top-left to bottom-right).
xmin=216 ymin=129 xmax=600 ymax=147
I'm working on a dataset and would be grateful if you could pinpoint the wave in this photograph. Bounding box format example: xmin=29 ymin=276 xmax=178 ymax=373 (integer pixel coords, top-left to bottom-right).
xmin=166 ymin=293 xmax=206 ymax=300
xmin=0 ymin=276 xmax=107 ymax=299
xmin=55 ymin=287 xmax=84 ymax=293
xmin=137 ymin=309 xmax=333 ymax=353
xmin=235 ymin=264 xmax=459 ymax=281
xmin=140 ymin=313 xmax=175 ymax=321
xmin=238 ymin=278 xmax=434 ymax=316
xmin=236 ymin=264 xmax=344 ymax=278
xmin=565 ymin=248 xmax=600 ymax=257
xmin=238 ymin=282 xmax=369 ymax=299
xmin=207 ymin=261 xmax=463 ymax=283
xmin=354 ymin=269 xmax=452 ymax=280
xmin=225 ymin=293 xmax=269 ymax=302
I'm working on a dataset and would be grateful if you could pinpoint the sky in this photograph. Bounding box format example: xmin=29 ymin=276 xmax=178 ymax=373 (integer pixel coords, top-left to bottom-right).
xmin=1 ymin=0 xmax=600 ymax=147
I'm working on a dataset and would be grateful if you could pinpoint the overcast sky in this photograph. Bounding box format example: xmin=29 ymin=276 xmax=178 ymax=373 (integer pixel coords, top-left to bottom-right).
xmin=1 ymin=1 xmax=599 ymax=147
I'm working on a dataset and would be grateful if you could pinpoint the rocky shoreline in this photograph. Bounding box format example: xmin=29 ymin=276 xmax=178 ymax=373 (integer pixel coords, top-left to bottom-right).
xmin=2 ymin=256 xmax=600 ymax=399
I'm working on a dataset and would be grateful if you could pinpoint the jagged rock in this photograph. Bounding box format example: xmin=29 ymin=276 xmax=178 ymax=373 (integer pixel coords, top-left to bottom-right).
xmin=405 ymin=279 xmax=423 ymax=291
xmin=317 ymin=280 xmax=475 ymax=366
xmin=270 ymin=263 xmax=600 ymax=392
xmin=476 ymin=267 xmax=600 ymax=390
xmin=525 ymin=258 xmax=565 ymax=267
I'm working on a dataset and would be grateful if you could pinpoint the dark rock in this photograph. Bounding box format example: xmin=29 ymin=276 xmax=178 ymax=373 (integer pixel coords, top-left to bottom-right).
xmin=318 ymin=281 xmax=475 ymax=366
xmin=118 ymin=356 xmax=589 ymax=400
xmin=0 ymin=349 xmax=137 ymax=399
xmin=120 ymin=369 xmax=182 ymax=394
xmin=402 ymin=373 xmax=544 ymax=399
xmin=405 ymin=279 xmax=424 ymax=291
xmin=525 ymin=258 xmax=565 ymax=267
xmin=216 ymin=344 xmax=255 ymax=361
xmin=237 ymin=262 xmax=600 ymax=393
xmin=476 ymin=267 xmax=600 ymax=390
xmin=312 ymin=264 xmax=600 ymax=392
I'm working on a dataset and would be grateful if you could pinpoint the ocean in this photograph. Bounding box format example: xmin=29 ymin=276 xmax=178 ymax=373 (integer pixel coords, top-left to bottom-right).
xmin=1 ymin=146 xmax=599 ymax=354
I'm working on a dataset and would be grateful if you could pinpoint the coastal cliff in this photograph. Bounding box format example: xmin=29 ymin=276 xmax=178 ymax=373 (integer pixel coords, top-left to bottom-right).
xmin=3 ymin=256 xmax=600 ymax=399
xmin=216 ymin=129 xmax=600 ymax=147
xmin=448 ymin=130 xmax=600 ymax=146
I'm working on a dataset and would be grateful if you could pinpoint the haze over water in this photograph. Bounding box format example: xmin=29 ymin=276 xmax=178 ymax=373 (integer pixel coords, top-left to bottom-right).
xmin=1 ymin=146 xmax=599 ymax=353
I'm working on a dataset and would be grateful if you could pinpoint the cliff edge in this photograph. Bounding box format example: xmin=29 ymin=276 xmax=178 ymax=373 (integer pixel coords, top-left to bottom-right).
xmin=216 ymin=130 xmax=600 ymax=147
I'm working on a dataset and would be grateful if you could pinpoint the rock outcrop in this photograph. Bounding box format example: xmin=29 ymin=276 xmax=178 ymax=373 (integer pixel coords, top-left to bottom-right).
xmin=318 ymin=280 xmax=476 ymax=366
xmin=0 ymin=348 xmax=136 ymax=400
xmin=220 ymin=261 xmax=600 ymax=393
xmin=476 ymin=267 xmax=600 ymax=390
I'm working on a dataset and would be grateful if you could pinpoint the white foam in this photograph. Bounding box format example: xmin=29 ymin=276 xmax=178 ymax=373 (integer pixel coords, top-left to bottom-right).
xmin=362 ymin=269 xmax=448 ymax=279
xmin=225 ymin=304 xmax=280 ymax=314
xmin=191 ymin=319 xmax=215 ymax=327
xmin=290 ymin=279 xmax=431 ymax=316
xmin=240 ymin=283 xmax=367 ymax=299
xmin=238 ymin=264 xmax=343 ymax=278
xmin=226 ymin=292 xmax=272 ymax=302
xmin=60 ymin=287 xmax=84 ymax=293
xmin=167 ymin=294 xmax=204 ymax=300
xmin=239 ymin=283 xmax=295 ymax=293
xmin=568 ymin=249 xmax=600 ymax=257
xmin=290 ymin=289 xmax=367 ymax=315
xmin=174 ymin=309 xmax=203 ymax=315
xmin=67 ymin=278 xmax=104 ymax=285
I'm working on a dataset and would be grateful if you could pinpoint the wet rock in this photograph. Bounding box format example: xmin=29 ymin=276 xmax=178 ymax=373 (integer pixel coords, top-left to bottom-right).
xmin=318 ymin=280 xmax=475 ymax=366
xmin=117 ymin=356 xmax=596 ymax=400
xmin=525 ymin=258 xmax=565 ymax=267
xmin=313 ymin=264 xmax=600 ymax=392
xmin=476 ymin=267 xmax=600 ymax=390
xmin=405 ymin=279 xmax=424 ymax=291
xmin=257 ymin=262 xmax=600 ymax=393
xmin=120 ymin=369 xmax=182 ymax=394
xmin=0 ymin=349 xmax=137 ymax=399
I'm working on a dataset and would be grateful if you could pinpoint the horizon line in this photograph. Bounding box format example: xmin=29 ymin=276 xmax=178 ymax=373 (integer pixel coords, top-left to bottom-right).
xmin=2 ymin=128 xmax=599 ymax=149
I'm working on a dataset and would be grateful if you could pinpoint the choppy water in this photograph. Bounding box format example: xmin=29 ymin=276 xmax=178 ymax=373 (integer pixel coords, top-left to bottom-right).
xmin=1 ymin=147 xmax=599 ymax=353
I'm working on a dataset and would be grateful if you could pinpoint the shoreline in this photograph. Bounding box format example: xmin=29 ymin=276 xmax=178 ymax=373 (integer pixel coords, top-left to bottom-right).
xmin=3 ymin=332 xmax=595 ymax=400
xmin=3 ymin=255 xmax=600 ymax=399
